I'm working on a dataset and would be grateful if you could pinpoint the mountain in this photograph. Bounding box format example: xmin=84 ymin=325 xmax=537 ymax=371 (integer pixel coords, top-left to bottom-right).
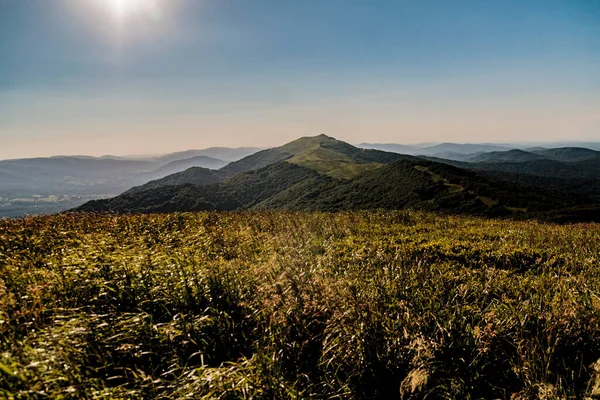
xmin=220 ymin=134 xmax=407 ymax=179
xmin=531 ymin=141 xmax=600 ymax=151
xmin=531 ymin=147 xmax=600 ymax=162
xmin=78 ymin=162 xmax=330 ymax=213
xmin=467 ymin=149 xmax=547 ymax=163
xmin=357 ymin=143 xmax=420 ymax=154
xmin=359 ymin=142 xmax=600 ymax=159
xmin=418 ymin=143 xmax=512 ymax=156
xmin=468 ymin=147 xmax=600 ymax=164
xmin=124 ymin=167 xmax=223 ymax=195
xmin=110 ymin=134 xmax=408 ymax=196
xmin=0 ymin=157 xmax=153 ymax=195
xmin=76 ymin=135 xmax=598 ymax=221
xmin=423 ymin=151 xmax=484 ymax=162
xmin=152 ymin=147 xmax=262 ymax=164
xmin=249 ymin=159 xmax=564 ymax=214
xmin=359 ymin=142 xmax=513 ymax=156
xmin=421 ymin=149 xmax=600 ymax=201
xmin=0 ymin=148 xmax=250 ymax=217
xmin=143 ymin=156 xmax=228 ymax=178
xmin=428 ymin=147 xmax=600 ymax=181
xmin=0 ymin=152 xmax=229 ymax=195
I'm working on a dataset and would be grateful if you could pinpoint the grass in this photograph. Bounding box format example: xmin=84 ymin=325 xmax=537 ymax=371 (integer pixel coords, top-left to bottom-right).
xmin=2 ymin=211 xmax=600 ymax=399
xmin=413 ymin=165 xmax=464 ymax=194
xmin=288 ymin=147 xmax=383 ymax=180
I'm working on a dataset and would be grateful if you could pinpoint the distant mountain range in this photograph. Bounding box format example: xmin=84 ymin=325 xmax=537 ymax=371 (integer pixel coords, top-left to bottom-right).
xmin=3 ymin=137 xmax=600 ymax=221
xmin=421 ymin=147 xmax=600 ymax=208
xmin=358 ymin=142 xmax=511 ymax=158
xmin=358 ymin=141 xmax=600 ymax=156
xmin=0 ymin=147 xmax=261 ymax=217
xmin=77 ymin=135 xmax=600 ymax=222
xmin=143 ymin=147 xmax=262 ymax=164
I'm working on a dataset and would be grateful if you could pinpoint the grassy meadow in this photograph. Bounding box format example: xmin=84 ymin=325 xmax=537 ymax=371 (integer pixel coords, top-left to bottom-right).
xmin=2 ymin=211 xmax=600 ymax=399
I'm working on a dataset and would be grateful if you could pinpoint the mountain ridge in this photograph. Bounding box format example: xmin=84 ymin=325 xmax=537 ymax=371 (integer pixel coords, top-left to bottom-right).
xmin=76 ymin=135 xmax=600 ymax=221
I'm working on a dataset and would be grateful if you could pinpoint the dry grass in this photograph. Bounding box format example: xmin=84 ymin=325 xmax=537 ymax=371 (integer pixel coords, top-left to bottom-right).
xmin=1 ymin=211 xmax=600 ymax=399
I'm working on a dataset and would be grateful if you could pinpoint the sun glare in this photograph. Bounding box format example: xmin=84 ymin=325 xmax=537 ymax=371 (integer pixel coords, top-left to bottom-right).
xmin=110 ymin=0 xmax=142 ymax=19
xmin=90 ymin=0 xmax=163 ymax=23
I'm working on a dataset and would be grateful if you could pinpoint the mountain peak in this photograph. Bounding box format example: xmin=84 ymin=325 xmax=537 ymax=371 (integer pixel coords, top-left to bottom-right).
xmin=278 ymin=134 xmax=344 ymax=155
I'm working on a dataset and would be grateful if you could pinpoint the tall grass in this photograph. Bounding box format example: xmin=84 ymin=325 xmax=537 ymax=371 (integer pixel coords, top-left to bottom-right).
xmin=1 ymin=211 xmax=600 ymax=398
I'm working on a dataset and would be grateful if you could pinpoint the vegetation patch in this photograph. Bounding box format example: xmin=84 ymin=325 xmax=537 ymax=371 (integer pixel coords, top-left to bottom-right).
xmin=1 ymin=211 xmax=600 ymax=398
xmin=414 ymin=165 xmax=464 ymax=193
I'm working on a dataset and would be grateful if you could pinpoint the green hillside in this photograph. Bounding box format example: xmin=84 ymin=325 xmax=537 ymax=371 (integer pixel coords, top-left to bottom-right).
xmin=78 ymin=162 xmax=332 ymax=213
xmin=428 ymin=155 xmax=600 ymax=202
xmin=76 ymin=136 xmax=600 ymax=222
xmin=77 ymin=157 xmax=592 ymax=221
xmin=218 ymin=134 xmax=405 ymax=180
xmin=533 ymin=147 xmax=600 ymax=162
xmin=124 ymin=167 xmax=222 ymax=194
xmin=468 ymin=149 xmax=546 ymax=163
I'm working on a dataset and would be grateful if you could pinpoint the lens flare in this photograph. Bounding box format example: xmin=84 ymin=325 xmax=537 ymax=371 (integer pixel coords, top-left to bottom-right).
xmin=110 ymin=0 xmax=139 ymax=20
xmin=97 ymin=0 xmax=163 ymax=22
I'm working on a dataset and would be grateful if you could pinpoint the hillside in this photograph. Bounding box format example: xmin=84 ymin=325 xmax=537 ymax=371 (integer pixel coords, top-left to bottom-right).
xmin=469 ymin=159 xmax=600 ymax=180
xmin=124 ymin=167 xmax=223 ymax=195
xmin=152 ymin=147 xmax=261 ymax=164
xmin=419 ymin=143 xmax=511 ymax=156
xmin=219 ymin=134 xmax=406 ymax=179
xmin=0 ymin=157 xmax=153 ymax=188
xmin=467 ymin=149 xmax=547 ymax=163
xmin=357 ymin=142 xmax=419 ymax=154
xmin=420 ymin=153 xmax=600 ymax=206
xmin=78 ymin=162 xmax=332 ymax=213
xmin=75 ymin=136 xmax=485 ymax=214
xmin=358 ymin=142 xmax=511 ymax=156
xmin=461 ymin=147 xmax=600 ymax=166
xmin=145 ymin=156 xmax=228 ymax=177
xmin=0 ymin=152 xmax=229 ymax=192
xmin=8 ymin=139 xmax=600 ymax=219
xmin=533 ymin=147 xmax=600 ymax=162
xmin=76 ymin=137 xmax=593 ymax=220
xmin=74 ymin=136 xmax=600 ymax=222
xmin=0 ymin=149 xmax=238 ymax=217
xmin=264 ymin=159 xmax=577 ymax=215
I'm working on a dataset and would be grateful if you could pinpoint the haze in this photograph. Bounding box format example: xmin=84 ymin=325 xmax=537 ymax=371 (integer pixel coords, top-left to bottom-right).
xmin=1 ymin=0 xmax=599 ymax=159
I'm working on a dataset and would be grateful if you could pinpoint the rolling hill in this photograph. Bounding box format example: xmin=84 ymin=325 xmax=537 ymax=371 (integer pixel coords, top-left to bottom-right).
xmin=468 ymin=159 xmax=600 ymax=180
xmin=150 ymin=147 xmax=262 ymax=164
xmin=422 ymin=149 xmax=600 ymax=203
xmin=0 ymin=153 xmax=228 ymax=196
xmin=124 ymin=167 xmax=223 ymax=194
xmin=0 ymin=147 xmax=257 ymax=217
xmin=219 ymin=134 xmax=407 ymax=179
xmin=76 ymin=135 xmax=598 ymax=220
xmin=532 ymin=147 xmax=600 ymax=162
xmin=358 ymin=142 xmax=512 ymax=156
xmin=142 ymin=156 xmax=228 ymax=178
xmin=467 ymin=149 xmax=547 ymax=163
xmin=78 ymin=162 xmax=330 ymax=213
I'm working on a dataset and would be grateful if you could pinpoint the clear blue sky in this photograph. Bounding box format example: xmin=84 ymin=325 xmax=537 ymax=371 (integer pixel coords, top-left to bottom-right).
xmin=1 ymin=0 xmax=598 ymax=158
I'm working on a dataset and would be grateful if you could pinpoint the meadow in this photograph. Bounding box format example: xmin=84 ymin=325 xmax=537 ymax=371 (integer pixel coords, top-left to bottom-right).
xmin=2 ymin=211 xmax=600 ymax=399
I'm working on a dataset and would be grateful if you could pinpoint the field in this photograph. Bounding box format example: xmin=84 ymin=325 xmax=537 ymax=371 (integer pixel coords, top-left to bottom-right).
xmin=2 ymin=211 xmax=600 ymax=399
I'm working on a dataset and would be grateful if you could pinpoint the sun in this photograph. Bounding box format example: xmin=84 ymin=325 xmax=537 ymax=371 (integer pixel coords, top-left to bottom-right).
xmin=69 ymin=0 xmax=169 ymax=42
xmin=109 ymin=0 xmax=144 ymax=20
xmin=101 ymin=0 xmax=162 ymax=23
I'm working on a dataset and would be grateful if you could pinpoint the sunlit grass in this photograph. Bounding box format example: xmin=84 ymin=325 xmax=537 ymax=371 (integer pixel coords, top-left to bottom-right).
xmin=1 ymin=211 xmax=600 ymax=398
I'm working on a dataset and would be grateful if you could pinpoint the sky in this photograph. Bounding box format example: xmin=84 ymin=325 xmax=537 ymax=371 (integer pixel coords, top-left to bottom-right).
xmin=0 ymin=0 xmax=599 ymax=159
